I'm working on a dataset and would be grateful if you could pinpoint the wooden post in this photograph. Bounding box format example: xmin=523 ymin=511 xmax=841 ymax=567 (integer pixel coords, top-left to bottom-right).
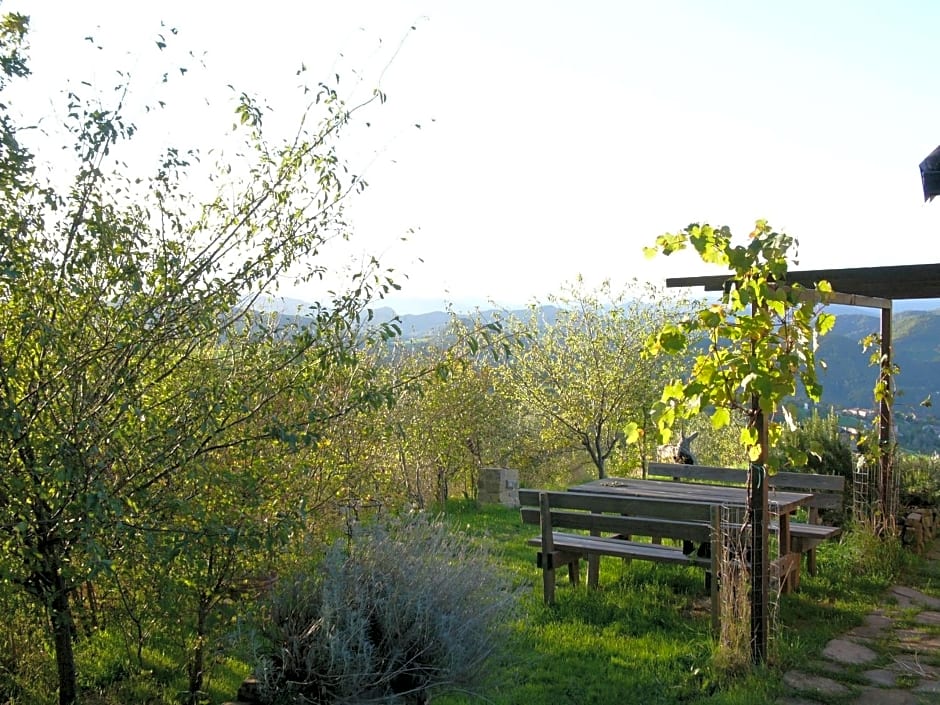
xmin=749 ymin=406 xmax=770 ymax=664
xmin=588 ymin=508 xmax=601 ymax=588
xmin=539 ymin=492 xmax=555 ymax=604
xmin=878 ymin=305 xmax=893 ymax=533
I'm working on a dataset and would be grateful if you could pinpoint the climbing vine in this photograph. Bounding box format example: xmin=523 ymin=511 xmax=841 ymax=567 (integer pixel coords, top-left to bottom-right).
xmin=635 ymin=220 xmax=835 ymax=467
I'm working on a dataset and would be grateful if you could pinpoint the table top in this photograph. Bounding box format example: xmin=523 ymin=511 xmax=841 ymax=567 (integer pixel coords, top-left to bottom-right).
xmin=571 ymin=477 xmax=813 ymax=515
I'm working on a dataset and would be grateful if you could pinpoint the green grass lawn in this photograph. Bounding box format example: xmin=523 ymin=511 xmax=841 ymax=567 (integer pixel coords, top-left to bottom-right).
xmin=66 ymin=499 xmax=922 ymax=705
xmin=431 ymin=499 xmax=914 ymax=705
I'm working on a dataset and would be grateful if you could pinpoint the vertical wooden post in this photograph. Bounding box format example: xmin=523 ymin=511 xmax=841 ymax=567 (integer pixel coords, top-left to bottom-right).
xmin=588 ymin=507 xmax=601 ymax=588
xmin=539 ymin=492 xmax=555 ymax=604
xmin=750 ymin=405 xmax=770 ymax=664
xmin=878 ymin=305 xmax=893 ymax=532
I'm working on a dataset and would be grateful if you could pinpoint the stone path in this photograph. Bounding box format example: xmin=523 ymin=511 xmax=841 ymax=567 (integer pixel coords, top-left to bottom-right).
xmin=776 ymin=540 xmax=940 ymax=704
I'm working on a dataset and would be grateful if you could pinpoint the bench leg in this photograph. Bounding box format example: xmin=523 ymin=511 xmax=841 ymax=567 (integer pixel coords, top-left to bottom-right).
xmin=778 ymin=516 xmax=801 ymax=594
xmin=543 ymin=562 xmax=555 ymax=604
xmin=587 ymin=555 xmax=599 ymax=589
xmin=569 ymin=558 xmax=580 ymax=586
xmin=783 ymin=552 xmax=801 ymax=591
xmin=538 ymin=551 xmax=581 ymax=603
xmin=792 ymin=537 xmax=820 ymax=578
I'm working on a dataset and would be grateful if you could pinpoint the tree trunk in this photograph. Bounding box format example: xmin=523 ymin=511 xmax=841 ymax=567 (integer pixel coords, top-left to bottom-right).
xmin=187 ymin=597 xmax=211 ymax=705
xmin=47 ymin=567 xmax=78 ymax=705
xmin=436 ymin=466 xmax=448 ymax=508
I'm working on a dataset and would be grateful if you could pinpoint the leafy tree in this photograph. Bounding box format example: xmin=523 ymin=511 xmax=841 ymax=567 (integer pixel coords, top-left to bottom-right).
xmin=382 ymin=327 xmax=519 ymax=506
xmin=501 ymin=279 xmax=689 ymax=479
xmin=0 ymin=15 xmax=410 ymax=704
xmin=296 ymin=314 xmax=514 ymax=514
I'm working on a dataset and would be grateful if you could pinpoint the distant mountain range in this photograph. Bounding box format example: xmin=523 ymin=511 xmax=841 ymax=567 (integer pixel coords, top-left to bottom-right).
xmin=817 ymin=306 xmax=940 ymax=415
xmin=378 ymin=303 xmax=940 ymax=419
xmin=257 ymin=293 xmax=940 ymax=428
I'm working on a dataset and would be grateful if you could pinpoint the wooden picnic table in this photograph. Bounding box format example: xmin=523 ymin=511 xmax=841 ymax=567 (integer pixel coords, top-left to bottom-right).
xmin=569 ymin=477 xmax=814 ymax=592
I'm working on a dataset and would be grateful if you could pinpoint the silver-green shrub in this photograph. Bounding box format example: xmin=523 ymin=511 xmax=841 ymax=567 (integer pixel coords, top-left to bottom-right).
xmin=253 ymin=515 xmax=521 ymax=704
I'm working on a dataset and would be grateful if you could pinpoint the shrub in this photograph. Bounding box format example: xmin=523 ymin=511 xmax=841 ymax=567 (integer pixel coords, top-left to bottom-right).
xmin=898 ymin=452 xmax=940 ymax=508
xmin=777 ymin=409 xmax=854 ymax=479
xmin=252 ymin=514 xmax=521 ymax=704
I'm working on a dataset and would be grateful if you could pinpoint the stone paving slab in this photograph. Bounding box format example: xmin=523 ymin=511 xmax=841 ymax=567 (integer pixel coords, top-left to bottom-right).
xmin=850 ymin=687 xmax=919 ymax=704
xmin=822 ymin=638 xmax=879 ymax=665
xmin=914 ymin=610 xmax=940 ymax=626
xmin=848 ymin=612 xmax=895 ymax=639
xmin=912 ymin=678 xmax=940 ymax=694
xmin=890 ymin=655 xmax=940 ymax=679
xmin=782 ymin=670 xmax=850 ymax=697
xmin=862 ymin=667 xmax=898 ymax=686
xmin=894 ymin=629 xmax=940 ymax=652
xmin=890 ymin=586 xmax=940 ymax=610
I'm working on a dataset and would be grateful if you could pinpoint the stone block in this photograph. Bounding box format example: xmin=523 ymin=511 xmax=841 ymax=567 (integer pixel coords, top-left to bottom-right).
xmin=478 ymin=467 xmax=519 ymax=507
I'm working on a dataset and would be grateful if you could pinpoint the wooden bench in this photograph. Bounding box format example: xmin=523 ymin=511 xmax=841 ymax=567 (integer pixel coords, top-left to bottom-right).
xmin=768 ymin=471 xmax=845 ymax=576
xmin=648 ymin=462 xmax=845 ymax=576
xmin=647 ymin=462 xmax=748 ymax=485
xmin=519 ymin=489 xmax=723 ymax=633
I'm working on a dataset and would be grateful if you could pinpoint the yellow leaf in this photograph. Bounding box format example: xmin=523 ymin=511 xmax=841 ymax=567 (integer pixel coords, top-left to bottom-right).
xmin=711 ymin=407 xmax=730 ymax=429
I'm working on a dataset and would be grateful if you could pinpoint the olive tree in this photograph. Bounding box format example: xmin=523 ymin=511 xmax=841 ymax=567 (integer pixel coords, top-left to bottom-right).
xmin=501 ymin=279 xmax=690 ymax=479
xmin=383 ymin=328 xmax=519 ymax=506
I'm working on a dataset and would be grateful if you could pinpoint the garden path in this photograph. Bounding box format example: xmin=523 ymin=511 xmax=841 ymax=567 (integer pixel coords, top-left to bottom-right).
xmin=776 ymin=538 xmax=940 ymax=704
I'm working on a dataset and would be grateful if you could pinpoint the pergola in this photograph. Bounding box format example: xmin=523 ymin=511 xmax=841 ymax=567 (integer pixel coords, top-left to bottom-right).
xmin=667 ymin=261 xmax=940 ymax=462
xmin=665 ymin=261 xmax=940 ymax=662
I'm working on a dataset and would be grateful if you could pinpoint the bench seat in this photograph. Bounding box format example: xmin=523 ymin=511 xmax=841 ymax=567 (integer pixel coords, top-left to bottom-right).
xmin=527 ymin=533 xmax=711 ymax=568
xmin=769 ymin=471 xmax=846 ymax=576
xmin=788 ymin=523 xmax=842 ymax=542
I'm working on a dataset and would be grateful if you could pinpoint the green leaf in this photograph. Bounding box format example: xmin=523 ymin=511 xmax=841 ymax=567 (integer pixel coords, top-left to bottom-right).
xmin=816 ymin=312 xmax=836 ymax=335
xmin=710 ymin=407 xmax=730 ymax=430
xmin=739 ymin=426 xmax=758 ymax=448
xmin=622 ymin=422 xmax=641 ymax=444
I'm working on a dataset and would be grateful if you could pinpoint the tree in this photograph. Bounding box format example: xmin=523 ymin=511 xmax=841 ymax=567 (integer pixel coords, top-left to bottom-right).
xmin=776 ymin=408 xmax=853 ymax=479
xmin=0 ymin=15 xmax=407 ymax=704
xmin=501 ymin=279 xmax=690 ymax=479
xmin=381 ymin=324 xmax=519 ymax=507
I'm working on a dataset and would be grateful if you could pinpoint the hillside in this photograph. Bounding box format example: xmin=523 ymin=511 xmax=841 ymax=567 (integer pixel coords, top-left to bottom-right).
xmin=262 ymin=296 xmax=940 ymax=451
xmin=816 ymin=310 xmax=940 ymax=412
xmin=383 ymin=305 xmax=940 ymax=422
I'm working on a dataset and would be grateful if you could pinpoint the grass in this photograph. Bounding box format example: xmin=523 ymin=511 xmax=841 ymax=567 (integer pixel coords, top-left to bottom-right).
xmin=430 ymin=499 xmax=910 ymax=705
xmin=71 ymin=629 xmax=248 ymax=705
xmin=53 ymin=499 xmax=919 ymax=705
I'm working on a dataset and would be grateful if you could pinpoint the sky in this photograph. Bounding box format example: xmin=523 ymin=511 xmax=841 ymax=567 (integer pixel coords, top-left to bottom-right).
xmin=10 ymin=0 xmax=940 ymax=313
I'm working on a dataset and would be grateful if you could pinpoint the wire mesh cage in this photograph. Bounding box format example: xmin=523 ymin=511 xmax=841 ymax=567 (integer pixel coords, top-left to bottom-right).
xmin=853 ymin=453 xmax=900 ymax=534
xmin=715 ymin=504 xmax=781 ymax=661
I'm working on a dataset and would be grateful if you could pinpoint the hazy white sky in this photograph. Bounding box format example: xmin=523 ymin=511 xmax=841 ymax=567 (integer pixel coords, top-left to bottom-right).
xmin=12 ymin=0 xmax=940 ymax=313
